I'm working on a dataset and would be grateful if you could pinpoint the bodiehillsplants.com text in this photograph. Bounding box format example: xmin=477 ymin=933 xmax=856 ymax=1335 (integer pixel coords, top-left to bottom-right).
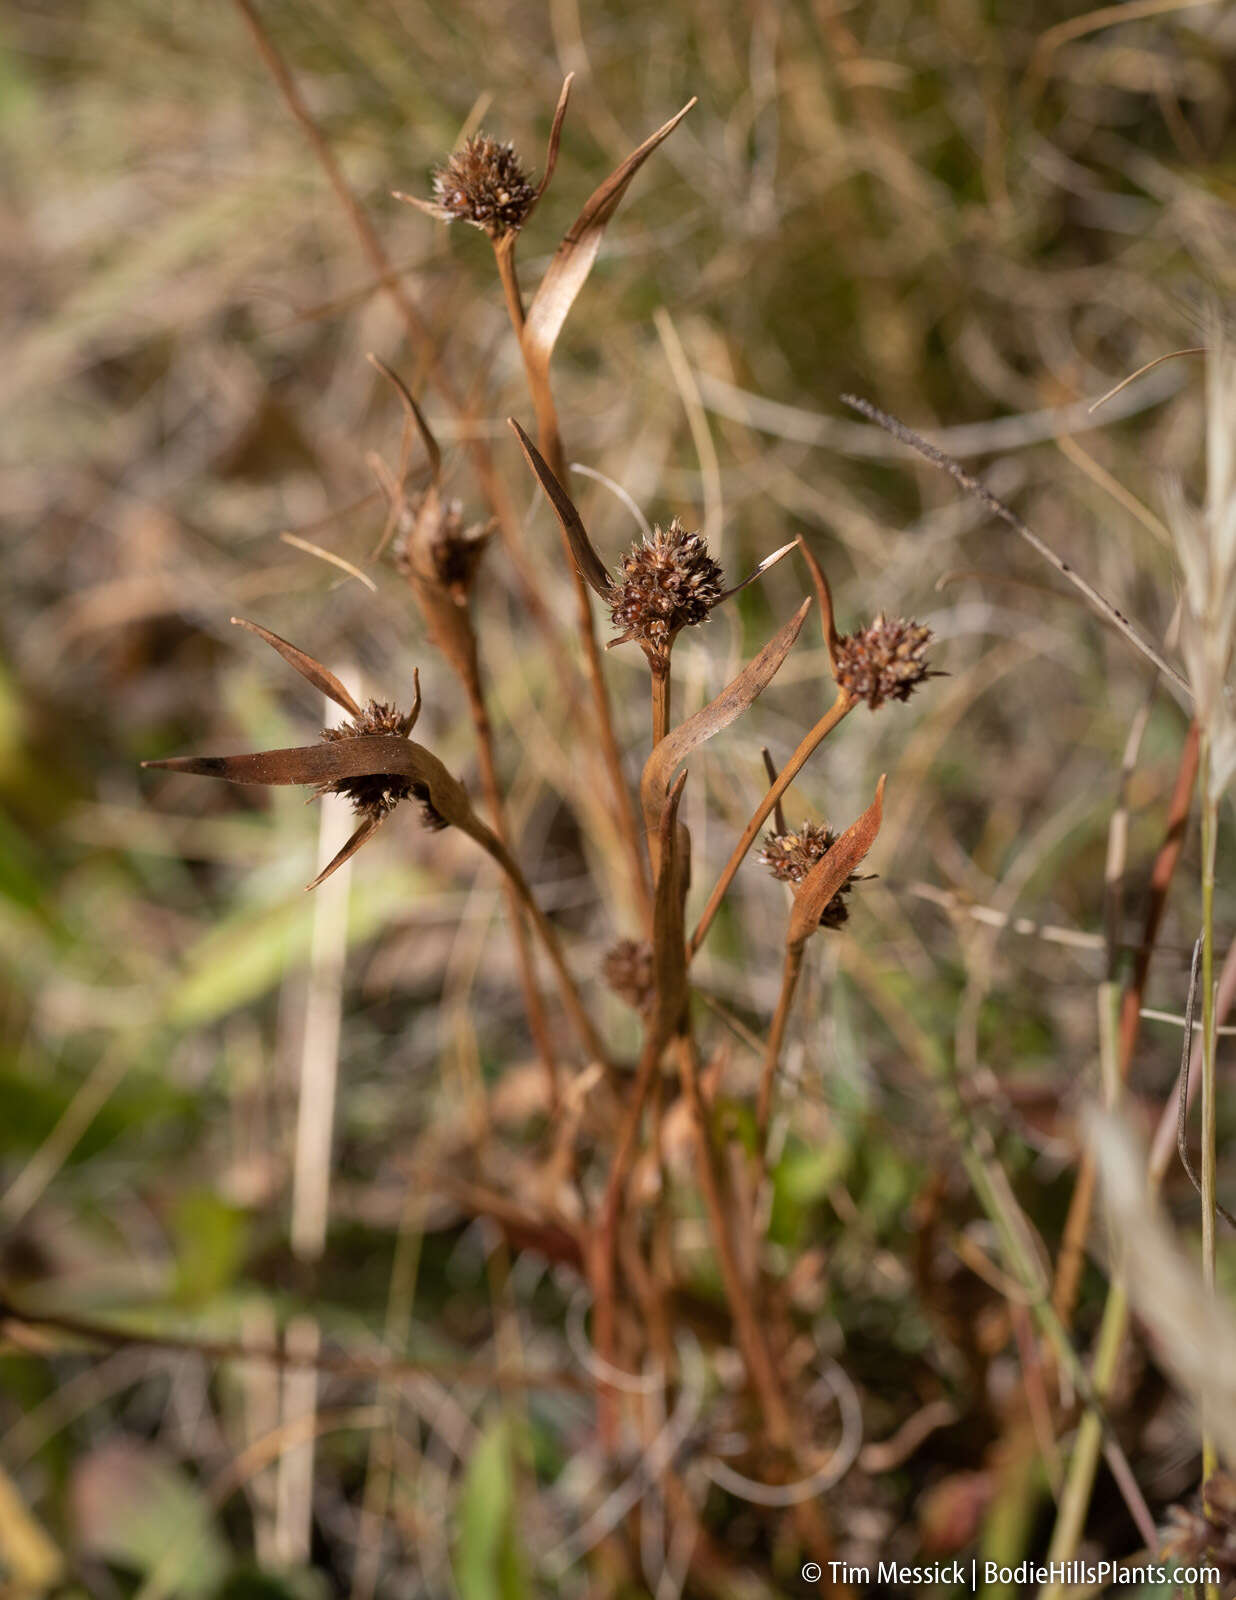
xmin=819 ymin=1560 xmax=1222 ymax=1588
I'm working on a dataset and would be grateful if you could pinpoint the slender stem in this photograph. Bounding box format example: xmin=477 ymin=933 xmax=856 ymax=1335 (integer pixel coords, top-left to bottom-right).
xmin=651 ymin=658 xmax=671 ymax=748
xmin=492 ymin=235 xmax=525 ymax=337
xmin=1201 ymin=736 xmax=1218 ymax=1481
xmin=677 ymin=1034 xmax=796 ymax=1452
xmin=690 ymin=689 xmax=855 ymax=959
xmin=461 ymin=658 xmax=560 ymax=1106
xmin=756 ymin=943 xmax=805 ymax=1155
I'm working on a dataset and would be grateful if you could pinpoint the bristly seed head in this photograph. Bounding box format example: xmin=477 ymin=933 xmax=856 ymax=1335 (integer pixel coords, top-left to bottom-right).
xmin=608 ymin=518 xmax=725 ymax=663
xmin=834 ymin=613 xmax=933 ymax=710
xmin=431 ymin=135 xmax=537 ymax=236
xmin=760 ymin=823 xmax=855 ymax=929
xmin=602 ymin=938 xmax=655 ymax=1015
xmin=319 ymin=701 xmax=447 ymax=830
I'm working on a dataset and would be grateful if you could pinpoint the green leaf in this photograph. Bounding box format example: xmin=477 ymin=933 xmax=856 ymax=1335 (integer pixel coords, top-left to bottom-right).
xmin=171 ymin=1189 xmax=249 ymax=1307
xmin=453 ymin=1418 xmax=528 ymax=1600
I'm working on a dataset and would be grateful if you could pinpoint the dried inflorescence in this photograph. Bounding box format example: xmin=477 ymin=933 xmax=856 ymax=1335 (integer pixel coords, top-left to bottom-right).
xmin=602 ymin=938 xmax=655 ymax=1015
xmin=1161 ymin=1473 xmax=1236 ymax=1585
xmin=608 ymin=519 xmax=725 ymax=663
xmin=429 ymin=135 xmax=537 ymax=236
xmin=396 ymin=497 xmax=494 ymax=606
xmin=320 ymin=700 xmax=446 ymax=831
xmin=760 ymin=823 xmax=856 ymax=929
xmin=834 ymin=613 xmax=933 ymax=710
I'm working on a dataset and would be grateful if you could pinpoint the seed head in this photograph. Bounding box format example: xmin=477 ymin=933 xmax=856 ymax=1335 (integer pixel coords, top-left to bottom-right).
xmin=320 ymin=701 xmax=447 ymax=830
xmin=397 ymin=496 xmax=493 ymax=604
xmin=602 ymin=938 xmax=655 ymax=1015
xmin=608 ymin=518 xmax=725 ymax=663
xmin=431 ymin=135 xmax=537 ymax=236
xmin=834 ymin=613 xmax=933 ymax=710
xmin=760 ymin=823 xmax=855 ymax=929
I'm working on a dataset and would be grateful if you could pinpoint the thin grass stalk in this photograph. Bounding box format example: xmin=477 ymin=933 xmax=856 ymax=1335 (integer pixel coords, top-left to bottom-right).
xmin=756 ymin=944 xmax=804 ymax=1155
xmin=1201 ymin=736 xmax=1219 ymax=1482
xmin=1052 ymin=722 xmax=1201 ymax=1322
xmin=493 ymin=234 xmax=525 ymax=336
xmin=690 ymin=688 xmax=854 ymax=959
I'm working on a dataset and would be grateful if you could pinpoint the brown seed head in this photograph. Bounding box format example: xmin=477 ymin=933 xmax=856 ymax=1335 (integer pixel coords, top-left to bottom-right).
xmin=396 ymin=496 xmax=493 ymax=604
xmin=834 ymin=613 xmax=933 ymax=710
xmin=319 ymin=701 xmax=447 ymax=830
xmin=759 ymin=822 xmax=855 ymax=929
xmin=602 ymin=938 xmax=655 ymax=1015
xmin=431 ymin=135 xmax=537 ymax=236
xmin=608 ymin=518 xmax=724 ymax=662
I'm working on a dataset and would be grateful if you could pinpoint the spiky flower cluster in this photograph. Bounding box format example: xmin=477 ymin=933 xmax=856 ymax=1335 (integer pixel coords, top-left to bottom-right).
xmin=431 ymin=136 xmax=537 ymax=236
xmin=759 ymin=823 xmax=854 ymax=929
xmin=834 ymin=614 xmax=932 ymax=711
xmin=608 ymin=519 xmax=725 ymax=662
xmin=602 ymin=938 xmax=655 ymax=1015
xmin=320 ymin=702 xmax=446 ymax=830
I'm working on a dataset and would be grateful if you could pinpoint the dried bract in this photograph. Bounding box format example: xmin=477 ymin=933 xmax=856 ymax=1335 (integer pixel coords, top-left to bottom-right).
xmin=602 ymin=939 xmax=655 ymax=1016
xmin=428 ymin=135 xmax=537 ymax=237
xmin=760 ymin=823 xmax=855 ymax=929
xmin=834 ymin=613 xmax=932 ymax=710
xmin=396 ymin=496 xmax=494 ymax=606
xmin=609 ymin=518 xmax=725 ymax=663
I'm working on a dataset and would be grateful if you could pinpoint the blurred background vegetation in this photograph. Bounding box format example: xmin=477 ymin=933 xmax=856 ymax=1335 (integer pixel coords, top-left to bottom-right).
xmin=2 ymin=0 xmax=1234 ymax=1594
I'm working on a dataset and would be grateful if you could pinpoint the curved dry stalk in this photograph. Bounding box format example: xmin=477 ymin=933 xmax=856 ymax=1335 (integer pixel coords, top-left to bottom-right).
xmin=689 ymin=687 xmax=855 ymax=960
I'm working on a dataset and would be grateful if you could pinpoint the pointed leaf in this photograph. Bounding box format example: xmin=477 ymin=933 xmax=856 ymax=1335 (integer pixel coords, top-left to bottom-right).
xmin=640 ymin=599 xmax=811 ymax=837
xmin=522 ymin=99 xmax=696 ymax=378
xmin=367 ymin=352 xmax=441 ymax=485
xmin=306 ymin=812 xmax=386 ymax=891
xmin=533 ymin=74 xmax=574 ymax=206
xmin=787 ymin=777 xmax=885 ymax=949
xmin=794 ymin=535 xmax=841 ymax=671
xmin=715 ymin=539 xmax=797 ymax=605
xmin=508 ymin=418 xmax=612 ymax=597
xmin=761 ymin=747 xmax=787 ymax=835
xmin=230 ymin=619 xmax=362 ymax=717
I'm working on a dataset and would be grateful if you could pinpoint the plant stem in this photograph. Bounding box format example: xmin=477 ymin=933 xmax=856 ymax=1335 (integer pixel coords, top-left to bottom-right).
xmin=677 ymin=1034 xmax=796 ymax=1451
xmin=1201 ymin=735 xmax=1218 ymax=1481
xmin=690 ymin=689 xmax=854 ymax=959
xmin=651 ymin=658 xmax=671 ymax=748
xmin=756 ymin=943 xmax=804 ymax=1156
xmin=493 ymin=234 xmax=525 ymax=336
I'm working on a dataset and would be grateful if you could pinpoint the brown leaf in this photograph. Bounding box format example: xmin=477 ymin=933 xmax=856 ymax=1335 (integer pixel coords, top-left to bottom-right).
xmin=367 ymin=353 xmax=441 ymax=485
xmin=794 ymin=535 xmax=841 ymax=672
xmin=761 ymin=747 xmax=787 ymax=835
xmin=522 ymin=98 xmax=696 ymax=383
xmin=787 ymin=776 xmax=885 ymax=948
xmin=651 ymin=770 xmax=690 ymax=1035
xmin=230 ymin=618 xmax=362 ymax=718
xmin=306 ymin=812 xmax=387 ymax=891
xmin=508 ymin=418 xmax=612 ymax=597
xmin=532 ymin=74 xmax=574 ymax=208
xmin=145 ymin=737 xmax=486 ymax=849
xmin=640 ymin=599 xmax=811 ymax=838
